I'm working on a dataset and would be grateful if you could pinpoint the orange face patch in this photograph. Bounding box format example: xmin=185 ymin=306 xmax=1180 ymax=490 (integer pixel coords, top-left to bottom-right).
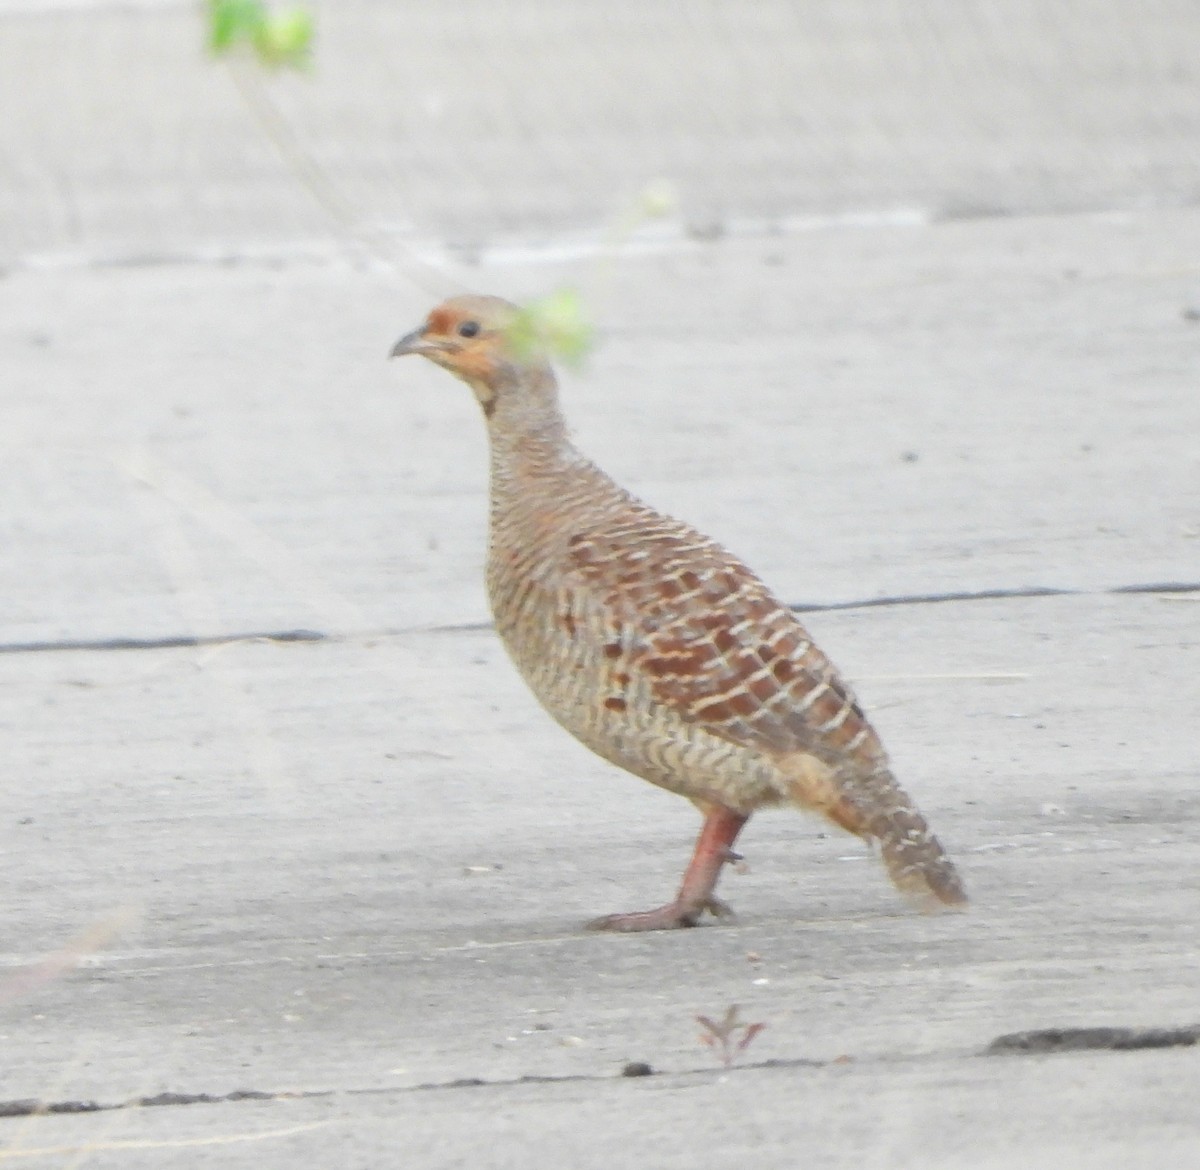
xmin=426 ymin=306 xmax=458 ymax=337
xmin=438 ymin=345 xmax=498 ymax=387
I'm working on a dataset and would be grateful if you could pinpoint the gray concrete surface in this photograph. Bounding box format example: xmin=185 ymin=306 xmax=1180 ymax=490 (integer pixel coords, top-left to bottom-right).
xmin=3 ymin=0 xmax=1200 ymax=261
xmin=2 ymin=2 xmax=1199 ymax=1167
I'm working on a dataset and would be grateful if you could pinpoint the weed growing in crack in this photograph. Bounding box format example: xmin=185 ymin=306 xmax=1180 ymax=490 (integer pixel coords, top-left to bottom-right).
xmin=696 ymin=1004 xmax=766 ymax=1070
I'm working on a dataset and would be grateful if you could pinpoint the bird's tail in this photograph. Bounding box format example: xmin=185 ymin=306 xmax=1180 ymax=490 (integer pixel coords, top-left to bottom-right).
xmin=862 ymin=780 xmax=968 ymax=909
xmin=782 ymin=752 xmax=967 ymax=908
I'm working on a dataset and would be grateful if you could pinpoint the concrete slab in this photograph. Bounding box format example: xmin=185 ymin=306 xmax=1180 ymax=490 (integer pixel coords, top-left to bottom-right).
xmin=3 ymin=210 xmax=1198 ymax=646
xmin=2 ymin=224 xmax=1198 ymax=1160
xmin=3 ymin=0 xmax=1200 ymax=259
xmin=1 ymin=591 xmax=1198 ymax=1167
xmin=2 ymin=1048 xmax=1199 ymax=1170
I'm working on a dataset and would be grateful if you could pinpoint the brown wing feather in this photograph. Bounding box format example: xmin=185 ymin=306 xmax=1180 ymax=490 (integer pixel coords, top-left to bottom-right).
xmin=563 ymin=505 xmax=967 ymax=909
xmin=564 ymin=510 xmax=878 ymax=767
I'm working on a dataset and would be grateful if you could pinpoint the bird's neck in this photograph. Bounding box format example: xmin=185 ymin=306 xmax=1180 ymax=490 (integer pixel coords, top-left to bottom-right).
xmin=482 ymin=364 xmax=583 ymax=498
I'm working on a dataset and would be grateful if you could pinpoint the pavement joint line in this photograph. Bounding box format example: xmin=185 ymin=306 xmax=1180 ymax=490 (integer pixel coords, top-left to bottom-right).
xmin=0 ymin=630 xmax=328 ymax=656
xmin=2 ymin=1026 xmax=1196 ymax=1125
xmin=3 ymin=580 xmax=1197 ymax=657
xmin=8 ymin=201 xmax=1200 ymax=277
xmin=0 ymin=1059 xmax=851 ymax=1125
xmin=0 ymin=1060 xmax=814 ymax=1125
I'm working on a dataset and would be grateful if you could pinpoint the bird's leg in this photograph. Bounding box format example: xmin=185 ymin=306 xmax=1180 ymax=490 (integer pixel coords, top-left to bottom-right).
xmin=586 ymin=805 xmax=749 ymax=932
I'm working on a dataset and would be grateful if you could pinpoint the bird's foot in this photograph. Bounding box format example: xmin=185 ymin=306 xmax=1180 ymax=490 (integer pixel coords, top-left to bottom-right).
xmin=585 ymin=897 xmax=735 ymax=933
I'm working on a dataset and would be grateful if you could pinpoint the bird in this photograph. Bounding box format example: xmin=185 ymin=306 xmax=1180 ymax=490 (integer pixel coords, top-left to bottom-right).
xmin=391 ymin=294 xmax=967 ymax=931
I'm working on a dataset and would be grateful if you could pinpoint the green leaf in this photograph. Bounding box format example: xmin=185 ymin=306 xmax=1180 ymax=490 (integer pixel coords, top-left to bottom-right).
xmin=506 ymin=289 xmax=595 ymax=369
xmin=207 ymin=0 xmax=313 ymax=69
xmin=252 ymin=7 xmax=315 ymax=69
xmin=208 ymin=0 xmax=265 ymax=54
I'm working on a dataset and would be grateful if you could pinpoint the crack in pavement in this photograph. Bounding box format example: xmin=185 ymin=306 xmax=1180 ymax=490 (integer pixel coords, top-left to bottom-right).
xmin=0 ymin=1089 xmax=281 ymax=1119
xmin=3 ymin=580 xmax=1197 ymax=656
xmin=0 ymin=1059 xmax=818 ymax=1122
xmin=0 ymin=629 xmax=327 ymax=656
xmin=986 ymin=1025 xmax=1199 ymax=1054
xmin=2 ymin=1026 xmax=1196 ymax=1122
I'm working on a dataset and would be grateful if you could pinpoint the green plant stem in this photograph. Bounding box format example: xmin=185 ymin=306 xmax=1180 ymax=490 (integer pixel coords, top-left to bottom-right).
xmin=224 ymin=57 xmax=450 ymax=294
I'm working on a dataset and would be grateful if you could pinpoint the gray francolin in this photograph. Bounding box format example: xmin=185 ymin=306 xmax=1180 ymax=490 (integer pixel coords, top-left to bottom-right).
xmin=391 ymin=294 xmax=967 ymax=931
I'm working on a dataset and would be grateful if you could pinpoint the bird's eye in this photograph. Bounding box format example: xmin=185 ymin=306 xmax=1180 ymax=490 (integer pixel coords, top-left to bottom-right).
xmin=457 ymin=320 xmax=480 ymax=338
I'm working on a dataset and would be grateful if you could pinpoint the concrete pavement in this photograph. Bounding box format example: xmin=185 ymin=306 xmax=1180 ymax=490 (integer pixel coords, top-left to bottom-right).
xmin=1 ymin=1 xmax=1199 ymax=1166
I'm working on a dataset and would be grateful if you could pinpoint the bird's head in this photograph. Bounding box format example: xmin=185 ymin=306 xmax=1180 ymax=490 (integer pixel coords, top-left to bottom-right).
xmin=390 ymin=295 xmax=540 ymax=419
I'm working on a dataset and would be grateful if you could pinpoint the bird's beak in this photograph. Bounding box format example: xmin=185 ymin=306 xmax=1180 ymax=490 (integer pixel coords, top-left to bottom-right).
xmin=390 ymin=327 xmax=435 ymax=358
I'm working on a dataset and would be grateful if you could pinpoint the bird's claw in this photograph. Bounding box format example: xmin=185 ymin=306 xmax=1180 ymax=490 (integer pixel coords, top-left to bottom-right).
xmin=585 ymin=896 xmax=735 ymax=933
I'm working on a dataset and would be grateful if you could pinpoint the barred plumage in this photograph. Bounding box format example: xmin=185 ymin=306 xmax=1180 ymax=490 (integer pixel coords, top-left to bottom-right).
xmin=392 ymin=295 xmax=967 ymax=930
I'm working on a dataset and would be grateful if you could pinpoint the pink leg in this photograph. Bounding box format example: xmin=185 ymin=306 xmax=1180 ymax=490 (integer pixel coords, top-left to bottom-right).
xmin=587 ymin=805 xmax=749 ymax=932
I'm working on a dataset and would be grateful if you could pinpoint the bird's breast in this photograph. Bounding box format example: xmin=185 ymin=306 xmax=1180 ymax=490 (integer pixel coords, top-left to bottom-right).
xmin=483 ymin=519 xmax=780 ymax=809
